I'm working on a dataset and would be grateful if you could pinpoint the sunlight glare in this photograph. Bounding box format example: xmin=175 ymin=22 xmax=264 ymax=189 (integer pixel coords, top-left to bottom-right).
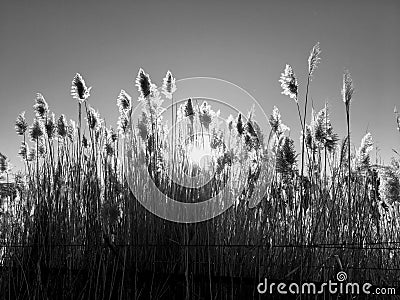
xmin=188 ymin=141 xmax=213 ymax=169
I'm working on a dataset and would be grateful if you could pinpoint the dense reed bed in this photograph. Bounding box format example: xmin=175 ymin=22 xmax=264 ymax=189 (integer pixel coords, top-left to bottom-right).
xmin=0 ymin=43 xmax=399 ymax=299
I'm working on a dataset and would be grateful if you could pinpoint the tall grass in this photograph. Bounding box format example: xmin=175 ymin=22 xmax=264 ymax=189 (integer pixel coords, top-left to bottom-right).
xmin=0 ymin=45 xmax=399 ymax=299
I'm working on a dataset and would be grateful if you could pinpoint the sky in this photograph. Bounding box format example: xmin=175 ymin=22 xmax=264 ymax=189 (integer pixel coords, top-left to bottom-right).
xmin=0 ymin=0 xmax=399 ymax=172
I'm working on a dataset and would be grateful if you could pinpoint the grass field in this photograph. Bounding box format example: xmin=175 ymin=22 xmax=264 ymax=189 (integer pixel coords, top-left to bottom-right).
xmin=0 ymin=43 xmax=399 ymax=299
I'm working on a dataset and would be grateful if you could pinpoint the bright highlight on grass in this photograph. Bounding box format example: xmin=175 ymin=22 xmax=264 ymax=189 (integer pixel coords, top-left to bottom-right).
xmin=188 ymin=140 xmax=213 ymax=168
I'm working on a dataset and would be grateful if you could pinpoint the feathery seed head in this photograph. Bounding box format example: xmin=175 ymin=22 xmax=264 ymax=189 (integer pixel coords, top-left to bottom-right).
xmin=244 ymin=121 xmax=260 ymax=151
xmin=279 ymin=64 xmax=298 ymax=102
xmin=107 ymin=126 xmax=118 ymax=142
xmin=57 ymin=115 xmax=68 ymax=138
xmin=379 ymin=165 xmax=400 ymax=205
xmin=117 ymin=89 xmax=132 ymax=113
xmin=308 ymin=42 xmax=321 ymax=78
xmin=311 ymin=106 xmax=338 ymax=152
xmin=149 ymin=83 xmax=164 ymax=108
xmin=29 ymin=119 xmax=44 ymax=141
xmin=247 ymin=105 xmax=256 ymax=124
xmin=245 ymin=119 xmax=257 ymax=138
xmin=252 ymin=120 xmax=264 ymax=148
xmin=135 ymin=68 xmax=152 ymax=99
xmin=342 ymin=70 xmax=354 ymax=106
xmin=162 ymin=70 xmax=177 ymax=99
xmin=139 ymin=82 xmax=164 ymax=120
xmin=71 ymin=73 xmax=92 ymax=102
xmin=199 ymin=101 xmax=213 ymax=129
xmin=200 ymin=100 xmax=211 ymax=114
xmin=184 ymin=98 xmax=195 ymax=121
xmin=45 ymin=112 xmax=56 ymax=139
xmin=87 ymin=106 xmax=103 ymax=132
xmin=236 ymin=113 xmax=244 ymax=135
xmin=301 ymin=124 xmax=315 ymax=152
xmin=33 ymin=93 xmax=49 ymax=119
xmin=312 ymin=108 xmax=327 ymax=147
xmin=269 ymin=106 xmax=290 ymax=135
xmin=269 ymin=106 xmax=281 ymax=133
xmin=15 ymin=112 xmax=28 ymax=136
xmin=359 ymin=132 xmax=373 ymax=153
xmin=357 ymin=132 xmax=373 ymax=168
xmin=276 ymin=136 xmax=297 ymax=177
xmin=0 ymin=153 xmax=9 ymax=173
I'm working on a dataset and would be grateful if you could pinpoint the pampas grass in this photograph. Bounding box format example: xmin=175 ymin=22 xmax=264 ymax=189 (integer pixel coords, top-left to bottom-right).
xmin=0 ymin=45 xmax=399 ymax=299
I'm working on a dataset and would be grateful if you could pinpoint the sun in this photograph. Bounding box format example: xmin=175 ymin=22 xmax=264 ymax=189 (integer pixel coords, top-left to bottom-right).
xmin=188 ymin=141 xmax=213 ymax=168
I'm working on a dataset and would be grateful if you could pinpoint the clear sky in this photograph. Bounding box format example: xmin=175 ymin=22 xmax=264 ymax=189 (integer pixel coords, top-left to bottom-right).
xmin=1 ymin=0 xmax=399 ymax=171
